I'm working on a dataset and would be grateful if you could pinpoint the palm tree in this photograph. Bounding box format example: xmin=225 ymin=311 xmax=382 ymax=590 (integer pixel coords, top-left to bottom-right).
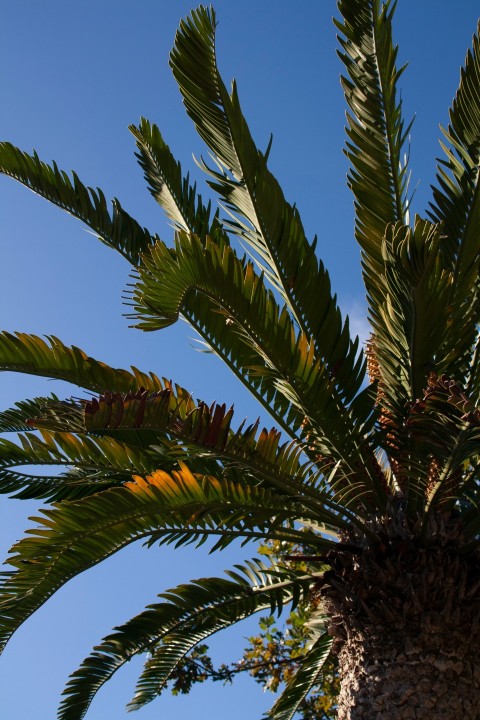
xmin=1 ymin=1 xmax=480 ymax=718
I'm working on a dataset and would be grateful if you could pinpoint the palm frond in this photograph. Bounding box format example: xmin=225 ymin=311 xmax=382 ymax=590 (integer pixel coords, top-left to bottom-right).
xmin=372 ymin=219 xmax=452 ymax=409
xmin=0 ymin=465 xmax=329 ymax=652
xmin=58 ymin=562 xmax=316 ymax=720
xmin=0 ymin=429 xmax=158 ymax=501
xmin=428 ymin=22 xmax=480 ymax=278
xmin=427 ymin=23 xmax=480 ymax=389
xmin=335 ymin=0 xmax=417 ymax=428
xmin=181 ymin=289 xmax=305 ymax=438
xmin=405 ymin=373 xmax=480 ymax=515
xmin=86 ymin=389 xmax=305 ymax=483
xmin=0 ymin=395 xmax=77 ymax=432
xmin=0 ymin=138 xmax=303 ymax=437
xmin=129 ymin=118 xmax=225 ymax=242
xmin=128 ymin=116 xmax=309 ymax=437
xmin=367 ymin=217 xmax=480 ymax=514
xmin=83 ymin=388 xmax=360 ymax=524
xmin=170 ymin=6 xmax=363 ymax=404
xmin=4 ymin=5 xmax=479 ymax=718
xmin=132 ymin=232 xmax=385 ymax=505
xmin=266 ymin=630 xmax=333 ymax=720
xmin=335 ymin=0 xmax=412 ymax=272
xmin=0 ymin=331 xmax=166 ymax=393
xmin=0 ymin=142 xmax=156 ymax=264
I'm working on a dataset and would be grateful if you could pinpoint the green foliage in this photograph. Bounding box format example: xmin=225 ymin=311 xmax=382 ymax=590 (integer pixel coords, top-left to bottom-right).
xmin=0 ymin=143 xmax=156 ymax=264
xmin=164 ymin=604 xmax=339 ymax=720
xmin=1 ymin=2 xmax=480 ymax=719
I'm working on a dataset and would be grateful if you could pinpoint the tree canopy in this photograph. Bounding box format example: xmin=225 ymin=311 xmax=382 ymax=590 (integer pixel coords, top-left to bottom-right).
xmin=2 ymin=3 xmax=480 ymax=719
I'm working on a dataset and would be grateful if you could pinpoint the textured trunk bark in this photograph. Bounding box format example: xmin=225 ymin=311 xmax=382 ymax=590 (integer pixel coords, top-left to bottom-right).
xmin=335 ymin=628 xmax=480 ymax=719
xmin=321 ymin=525 xmax=480 ymax=719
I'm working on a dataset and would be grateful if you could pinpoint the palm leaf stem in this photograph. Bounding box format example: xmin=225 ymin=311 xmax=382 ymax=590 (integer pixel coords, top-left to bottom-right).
xmin=0 ymin=519 xmax=317 ymax=650
xmin=0 ymin=472 xmax=333 ymax=650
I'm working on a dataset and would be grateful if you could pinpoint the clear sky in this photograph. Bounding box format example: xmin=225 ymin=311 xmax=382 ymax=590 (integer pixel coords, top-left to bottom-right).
xmin=1 ymin=2 xmax=479 ymax=719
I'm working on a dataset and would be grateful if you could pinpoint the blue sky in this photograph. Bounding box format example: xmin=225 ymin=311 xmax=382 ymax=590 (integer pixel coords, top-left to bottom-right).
xmin=1 ymin=2 xmax=479 ymax=719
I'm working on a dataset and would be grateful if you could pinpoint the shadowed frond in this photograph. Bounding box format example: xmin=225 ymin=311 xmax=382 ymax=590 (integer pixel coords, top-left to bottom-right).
xmin=128 ymin=117 xmax=310 ymax=436
xmin=266 ymin=630 xmax=333 ymax=720
xmin=4 ymin=3 xmax=480 ymax=718
xmin=85 ymin=389 xmax=309 ymax=485
xmin=370 ymin=218 xmax=452 ymax=412
xmin=129 ymin=118 xmax=225 ymax=242
xmin=0 ymin=395 xmax=77 ymax=433
xmin=0 ymin=428 xmax=159 ymax=501
xmin=428 ymin=23 xmax=480 ymax=390
xmin=0 ymin=142 xmax=156 ymax=263
xmin=0 ymin=465 xmax=330 ymax=653
xmin=335 ymin=0 xmax=419 ymax=437
xmin=428 ymin=22 xmax=480 ymax=277
xmin=131 ymin=232 xmax=384 ymax=505
xmin=181 ymin=289 xmax=305 ymax=437
xmin=169 ymin=6 xmax=363 ymax=403
xmin=405 ymin=373 xmax=480 ymax=513
xmin=0 ymin=332 xmax=166 ymax=393
xmin=83 ymin=388 xmax=361 ymax=524
xmin=335 ymin=0 xmax=412 ymax=274
xmin=58 ymin=562 xmax=317 ymax=720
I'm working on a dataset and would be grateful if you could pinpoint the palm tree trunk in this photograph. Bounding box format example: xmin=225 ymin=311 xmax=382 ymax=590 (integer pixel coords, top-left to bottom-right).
xmin=322 ymin=536 xmax=480 ymax=719
xmin=335 ymin=629 xmax=480 ymax=719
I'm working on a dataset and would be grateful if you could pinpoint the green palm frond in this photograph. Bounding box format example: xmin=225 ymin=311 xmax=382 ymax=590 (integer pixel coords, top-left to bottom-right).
xmin=0 ymin=142 xmax=156 ymax=264
xmin=58 ymin=562 xmax=316 ymax=720
xmin=1 ymin=334 xmax=299 ymax=467
xmin=0 ymin=331 xmax=166 ymax=393
xmin=170 ymin=7 xmax=362 ymax=398
xmin=0 ymin=395 xmax=77 ymax=432
xmin=85 ymin=389 xmax=309 ymax=486
xmin=0 ymin=465 xmax=329 ymax=652
xmin=266 ymin=630 xmax=333 ymax=720
xmin=0 ymin=134 xmax=310 ymax=444
xmin=0 ymin=428 xmax=158 ymax=501
xmin=127 ymin=117 xmax=310 ymax=436
xmin=128 ymin=113 xmax=369 ymax=447
xmin=405 ymin=373 xmax=480 ymax=513
xmin=371 ymin=218 xmax=452 ymax=412
xmin=129 ymin=118 xmax=225 ymax=242
xmin=132 ymin=232 xmax=384 ymax=504
xmin=335 ymin=0 xmax=411 ymax=269
xmin=427 ymin=23 xmax=480 ymax=389
xmin=83 ymin=388 xmax=361 ymax=525
xmin=4 ymin=3 xmax=480 ymax=718
xmin=428 ymin=22 xmax=480 ymax=278
xmin=0 ymin=140 xmax=302 ymax=436
xmin=361 ymin=214 xmax=479 ymax=518
xmin=335 ymin=0 xmax=417 ymax=421
xmin=181 ymin=289 xmax=305 ymax=437
xmin=0 ymin=144 xmax=305 ymax=443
